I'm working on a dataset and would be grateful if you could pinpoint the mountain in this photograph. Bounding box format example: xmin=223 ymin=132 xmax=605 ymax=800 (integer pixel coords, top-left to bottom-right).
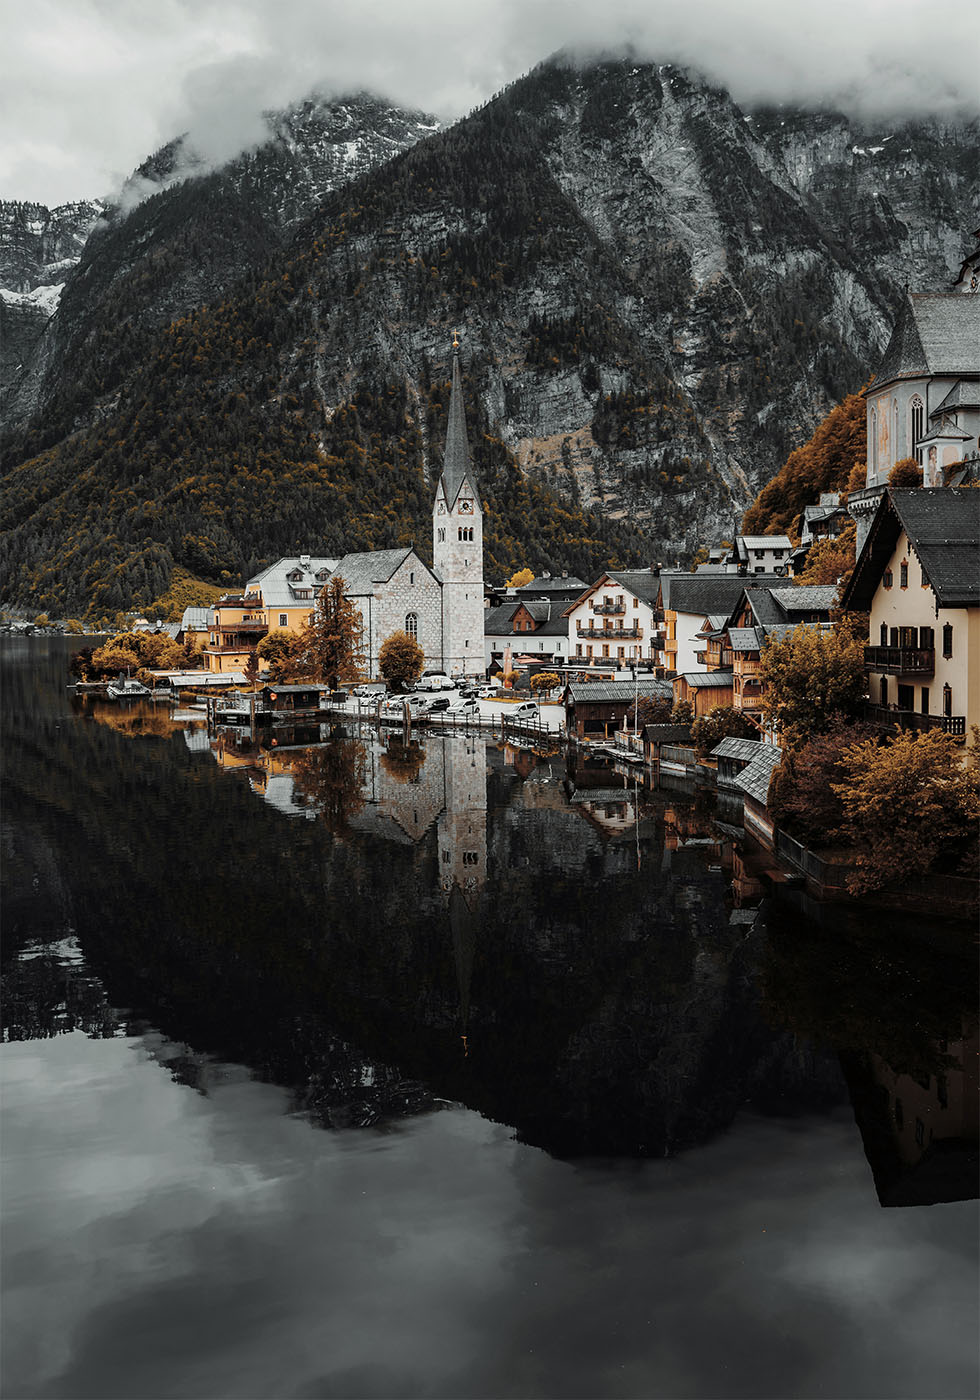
xmin=1 ymin=56 xmax=977 ymax=618
xmin=0 ymin=198 xmax=104 ymax=406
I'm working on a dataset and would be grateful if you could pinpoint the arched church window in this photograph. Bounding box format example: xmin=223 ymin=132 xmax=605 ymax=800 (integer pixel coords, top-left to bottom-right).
xmin=870 ymin=408 xmax=877 ymax=474
xmin=910 ymin=396 xmax=923 ymax=452
xmin=405 ymin=613 xmax=418 ymax=639
xmin=893 ymin=400 xmax=899 ymax=456
xmin=437 ymin=528 xmax=445 ymax=542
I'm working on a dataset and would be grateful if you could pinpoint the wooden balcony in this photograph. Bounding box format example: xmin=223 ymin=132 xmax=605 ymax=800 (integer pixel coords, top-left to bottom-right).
xmin=592 ymin=602 xmax=625 ymax=615
xmin=864 ymin=646 xmax=934 ymax=676
xmin=577 ymin=625 xmax=643 ymax=639
xmin=864 ymin=704 xmax=965 ymax=738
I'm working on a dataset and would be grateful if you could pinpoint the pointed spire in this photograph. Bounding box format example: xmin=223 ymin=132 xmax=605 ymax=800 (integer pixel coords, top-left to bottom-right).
xmin=441 ymin=335 xmax=476 ymax=510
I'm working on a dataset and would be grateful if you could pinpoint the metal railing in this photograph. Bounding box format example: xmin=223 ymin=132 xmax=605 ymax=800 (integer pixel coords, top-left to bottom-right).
xmin=865 ymin=704 xmax=965 ymax=737
xmin=592 ymin=602 xmax=626 ymax=615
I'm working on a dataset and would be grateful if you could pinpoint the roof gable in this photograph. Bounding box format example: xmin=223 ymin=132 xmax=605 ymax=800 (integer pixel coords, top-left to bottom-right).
xmin=840 ymin=488 xmax=980 ymax=610
xmin=873 ymin=294 xmax=980 ymax=386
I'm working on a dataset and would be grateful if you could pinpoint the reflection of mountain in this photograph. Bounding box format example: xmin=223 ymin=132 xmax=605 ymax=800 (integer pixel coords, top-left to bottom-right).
xmin=1 ymin=640 xmax=867 ymax=1161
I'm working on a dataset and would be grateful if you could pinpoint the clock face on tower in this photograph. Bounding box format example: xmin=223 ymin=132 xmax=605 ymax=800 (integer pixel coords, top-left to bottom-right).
xmin=458 ymin=499 xmax=474 ymax=514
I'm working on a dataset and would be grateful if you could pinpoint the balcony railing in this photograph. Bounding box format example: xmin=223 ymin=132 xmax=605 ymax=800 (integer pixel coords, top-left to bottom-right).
xmin=649 ymin=632 xmax=666 ymax=650
xmin=865 ymin=704 xmax=965 ymax=738
xmin=577 ymin=625 xmax=643 ymax=639
xmin=864 ymin=646 xmax=935 ymax=676
xmin=218 ymin=621 xmax=268 ymax=634
xmin=592 ymin=602 xmax=625 ymax=615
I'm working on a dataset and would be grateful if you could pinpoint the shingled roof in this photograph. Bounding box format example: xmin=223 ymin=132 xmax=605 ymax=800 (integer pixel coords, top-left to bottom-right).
xmin=566 ymin=680 xmax=673 ymax=704
xmin=840 ymin=488 xmax=980 ymax=611
xmin=661 ymin=574 xmax=783 ymax=615
xmin=872 ymin=294 xmax=980 ymax=387
xmin=333 ymin=548 xmax=423 ymax=595
xmin=733 ymin=744 xmax=783 ymax=805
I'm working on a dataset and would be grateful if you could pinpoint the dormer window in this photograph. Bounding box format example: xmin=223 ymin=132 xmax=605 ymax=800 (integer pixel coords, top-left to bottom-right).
xmin=288 ymin=570 xmax=303 ymax=583
xmin=315 ymin=570 xmax=329 ymax=582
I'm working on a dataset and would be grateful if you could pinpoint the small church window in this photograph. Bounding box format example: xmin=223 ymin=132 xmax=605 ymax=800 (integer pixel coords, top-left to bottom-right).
xmin=438 ymin=528 xmax=445 ymax=542
xmin=910 ymin=396 xmax=923 ymax=451
xmin=405 ymin=613 xmax=418 ymax=639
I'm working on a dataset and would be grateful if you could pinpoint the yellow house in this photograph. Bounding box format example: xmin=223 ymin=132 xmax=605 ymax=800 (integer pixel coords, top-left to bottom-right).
xmin=201 ymin=555 xmax=337 ymax=674
xmin=840 ymin=488 xmax=980 ymax=741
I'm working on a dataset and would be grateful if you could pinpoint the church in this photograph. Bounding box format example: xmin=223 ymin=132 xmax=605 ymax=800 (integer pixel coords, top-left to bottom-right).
xmin=197 ymin=337 xmax=486 ymax=680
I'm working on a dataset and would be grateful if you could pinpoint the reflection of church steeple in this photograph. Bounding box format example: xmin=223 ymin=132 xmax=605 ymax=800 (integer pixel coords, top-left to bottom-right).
xmin=437 ymin=733 xmax=488 ymax=1052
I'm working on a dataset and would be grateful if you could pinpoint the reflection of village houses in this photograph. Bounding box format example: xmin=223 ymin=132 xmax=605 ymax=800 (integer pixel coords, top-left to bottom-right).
xmin=844 ymin=1022 xmax=979 ymax=1207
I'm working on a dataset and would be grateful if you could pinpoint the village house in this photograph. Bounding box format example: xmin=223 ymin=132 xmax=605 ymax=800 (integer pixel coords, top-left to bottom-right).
xmin=563 ymin=678 xmax=673 ymax=741
xmin=562 ymin=571 xmax=664 ymax=670
xmin=484 ymin=597 xmax=571 ymax=673
xmin=839 ymin=488 xmax=980 ymax=741
xmin=656 ymin=573 xmax=784 ymax=675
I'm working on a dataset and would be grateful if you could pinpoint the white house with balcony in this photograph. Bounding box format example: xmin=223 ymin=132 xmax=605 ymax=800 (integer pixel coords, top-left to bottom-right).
xmin=563 ymin=571 xmax=663 ymax=669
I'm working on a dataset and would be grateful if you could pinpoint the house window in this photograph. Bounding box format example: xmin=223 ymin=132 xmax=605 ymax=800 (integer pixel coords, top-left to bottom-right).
xmin=942 ymin=624 xmax=953 ymax=658
xmin=879 ymin=622 xmax=888 ymax=646
xmin=410 ymin=571 xmax=414 ymax=585
xmin=576 ymin=643 xmax=582 ymax=656
xmin=883 ymin=570 xmax=893 ymax=589
xmin=900 ymin=562 xmax=908 ymax=589
xmin=602 ymin=644 xmax=609 ymax=657
xmin=279 ymin=614 xmax=288 ymax=627
xmin=405 ymin=613 xmax=418 ymax=639
xmin=880 ymin=676 xmax=888 ymax=705
xmin=943 ymin=683 xmax=952 ymax=717
xmin=921 ymin=687 xmax=930 ymax=715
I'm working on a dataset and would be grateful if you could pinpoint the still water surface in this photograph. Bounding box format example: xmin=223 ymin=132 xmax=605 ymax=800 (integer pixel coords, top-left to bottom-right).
xmin=2 ymin=638 xmax=977 ymax=1399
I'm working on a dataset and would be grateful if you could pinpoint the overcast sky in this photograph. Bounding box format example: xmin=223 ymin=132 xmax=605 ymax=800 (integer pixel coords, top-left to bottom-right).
xmin=2 ymin=0 xmax=978 ymax=207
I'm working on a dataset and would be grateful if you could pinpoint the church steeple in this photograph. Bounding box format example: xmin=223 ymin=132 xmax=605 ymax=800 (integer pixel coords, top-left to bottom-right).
xmin=432 ymin=332 xmax=485 ymax=678
xmin=440 ymin=332 xmax=480 ymax=511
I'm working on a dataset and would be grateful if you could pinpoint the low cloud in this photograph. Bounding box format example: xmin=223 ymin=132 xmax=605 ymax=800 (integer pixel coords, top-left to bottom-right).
xmin=2 ymin=0 xmax=977 ymax=207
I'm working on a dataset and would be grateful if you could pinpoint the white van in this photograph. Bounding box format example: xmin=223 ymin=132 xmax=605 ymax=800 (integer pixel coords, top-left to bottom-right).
xmin=416 ymin=672 xmax=452 ymax=691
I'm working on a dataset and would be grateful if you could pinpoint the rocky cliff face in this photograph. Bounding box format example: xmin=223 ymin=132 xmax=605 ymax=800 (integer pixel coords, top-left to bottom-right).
xmin=1 ymin=92 xmax=438 ymax=432
xmin=0 ymin=199 xmax=104 ymax=405
xmin=1 ymin=56 xmax=977 ymax=614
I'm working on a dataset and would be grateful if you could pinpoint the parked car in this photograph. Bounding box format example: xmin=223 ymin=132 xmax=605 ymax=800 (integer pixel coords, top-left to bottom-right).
xmin=448 ymin=697 xmax=480 ymax=716
xmin=476 ymin=685 xmax=498 ymax=699
xmin=415 ymin=672 xmax=451 ymax=691
xmin=425 ymin=696 xmax=452 ymax=713
xmin=514 ymin=701 xmax=540 ymax=718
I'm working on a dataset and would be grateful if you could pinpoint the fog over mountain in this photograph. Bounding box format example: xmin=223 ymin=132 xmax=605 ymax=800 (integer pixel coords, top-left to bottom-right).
xmin=3 ymin=0 xmax=976 ymax=206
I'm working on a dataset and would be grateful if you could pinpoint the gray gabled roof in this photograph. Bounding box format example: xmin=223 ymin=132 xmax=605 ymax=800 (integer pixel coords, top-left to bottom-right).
xmin=247 ymin=556 xmax=338 ymax=608
xmin=733 ymin=745 xmax=783 ymax=805
xmin=841 ymin=488 xmax=980 ymax=610
xmin=606 ymin=570 xmax=662 ymax=605
xmin=662 ymin=574 xmax=783 ymax=615
xmin=712 ymin=736 xmax=768 ymax=762
xmin=677 ymin=669 xmax=734 ymax=688
xmin=334 ymin=548 xmax=432 ymax=596
xmin=873 ymin=294 xmax=980 ymax=386
xmin=931 ymin=379 xmax=980 ymax=417
xmin=728 ymin=627 xmax=763 ymax=652
xmin=770 ymin=585 xmax=839 ymax=614
xmin=180 ymin=606 xmax=214 ymax=630
xmin=517 ymin=576 xmax=587 ymax=594
xmin=485 ymin=603 xmax=520 ymax=634
xmin=566 ymin=680 xmax=673 ymax=703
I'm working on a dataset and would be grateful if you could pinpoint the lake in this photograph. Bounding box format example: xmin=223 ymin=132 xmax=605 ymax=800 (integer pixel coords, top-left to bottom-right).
xmin=2 ymin=636 xmax=977 ymax=1400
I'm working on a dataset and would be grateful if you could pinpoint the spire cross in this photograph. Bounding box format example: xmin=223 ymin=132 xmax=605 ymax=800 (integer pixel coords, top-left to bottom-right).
xmin=452 ymin=326 xmax=460 ymax=351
